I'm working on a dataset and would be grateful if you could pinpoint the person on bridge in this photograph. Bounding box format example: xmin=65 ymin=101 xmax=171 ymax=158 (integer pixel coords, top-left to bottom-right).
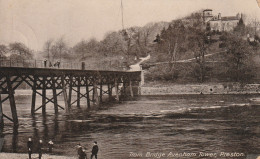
xmin=49 ymin=61 xmax=53 ymax=67
xmin=27 ymin=137 xmax=33 ymax=159
xmin=57 ymin=61 xmax=60 ymax=68
xmin=44 ymin=59 xmax=47 ymax=67
xmin=90 ymin=141 xmax=99 ymax=159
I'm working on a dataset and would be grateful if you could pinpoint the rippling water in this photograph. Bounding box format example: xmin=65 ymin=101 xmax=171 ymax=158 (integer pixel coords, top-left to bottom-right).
xmin=1 ymin=94 xmax=260 ymax=159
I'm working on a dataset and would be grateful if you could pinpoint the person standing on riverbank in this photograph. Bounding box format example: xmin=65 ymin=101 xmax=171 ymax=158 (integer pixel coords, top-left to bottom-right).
xmin=27 ymin=137 xmax=33 ymax=159
xmin=38 ymin=139 xmax=43 ymax=159
xmin=90 ymin=141 xmax=99 ymax=159
xmin=76 ymin=143 xmax=87 ymax=159
xmin=48 ymin=139 xmax=54 ymax=153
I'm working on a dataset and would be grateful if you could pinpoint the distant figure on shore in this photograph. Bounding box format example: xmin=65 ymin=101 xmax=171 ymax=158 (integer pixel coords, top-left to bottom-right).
xmin=48 ymin=139 xmax=54 ymax=153
xmin=38 ymin=139 xmax=43 ymax=159
xmin=44 ymin=59 xmax=47 ymax=68
xmin=49 ymin=61 xmax=53 ymax=67
xmin=27 ymin=137 xmax=33 ymax=159
xmin=90 ymin=141 xmax=99 ymax=159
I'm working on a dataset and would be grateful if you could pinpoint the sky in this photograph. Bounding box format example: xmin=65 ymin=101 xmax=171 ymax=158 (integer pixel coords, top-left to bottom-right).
xmin=0 ymin=0 xmax=260 ymax=51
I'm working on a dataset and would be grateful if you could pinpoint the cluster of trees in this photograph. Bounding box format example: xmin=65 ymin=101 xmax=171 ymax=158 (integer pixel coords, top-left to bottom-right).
xmin=42 ymin=38 xmax=72 ymax=62
xmin=147 ymin=11 xmax=260 ymax=83
xmin=40 ymin=22 xmax=167 ymax=67
xmin=0 ymin=42 xmax=33 ymax=61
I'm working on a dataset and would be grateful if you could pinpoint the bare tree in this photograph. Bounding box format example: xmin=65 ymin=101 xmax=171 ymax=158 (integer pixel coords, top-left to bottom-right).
xmin=43 ymin=39 xmax=53 ymax=60
xmin=50 ymin=38 xmax=68 ymax=62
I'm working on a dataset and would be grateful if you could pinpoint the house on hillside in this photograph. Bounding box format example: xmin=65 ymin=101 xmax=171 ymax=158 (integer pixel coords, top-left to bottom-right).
xmin=203 ymin=9 xmax=242 ymax=32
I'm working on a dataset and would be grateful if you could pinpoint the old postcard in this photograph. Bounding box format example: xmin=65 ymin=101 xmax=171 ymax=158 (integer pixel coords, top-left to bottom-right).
xmin=0 ymin=0 xmax=260 ymax=159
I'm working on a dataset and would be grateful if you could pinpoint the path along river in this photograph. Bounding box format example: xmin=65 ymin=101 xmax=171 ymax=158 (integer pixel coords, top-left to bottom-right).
xmin=1 ymin=93 xmax=260 ymax=159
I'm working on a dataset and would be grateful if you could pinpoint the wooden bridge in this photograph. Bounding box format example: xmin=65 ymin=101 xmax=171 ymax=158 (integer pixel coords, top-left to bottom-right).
xmin=0 ymin=67 xmax=141 ymax=127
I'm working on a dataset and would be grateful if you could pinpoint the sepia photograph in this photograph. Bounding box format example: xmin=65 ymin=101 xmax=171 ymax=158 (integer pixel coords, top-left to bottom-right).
xmin=0 ymin=0 xmax=260 ymax=158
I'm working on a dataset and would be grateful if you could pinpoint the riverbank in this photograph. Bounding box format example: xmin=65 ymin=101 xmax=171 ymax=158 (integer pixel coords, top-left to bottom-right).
xmin=140 ymin=83 xmax=260 ymax=95
xmin=0 ymin=153 xmax=77 ymax=159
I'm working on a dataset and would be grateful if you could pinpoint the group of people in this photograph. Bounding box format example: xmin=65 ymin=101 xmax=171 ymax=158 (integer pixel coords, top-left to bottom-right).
xmin=76 ymin=141 xmax=99 ymax=159
xmin=27 ymin=137 xmax=98 ymax=159
xmin=43 ymin=59 xmax=60 ymax=68
xmin=27 ymin=137 xmax=54 ymax=159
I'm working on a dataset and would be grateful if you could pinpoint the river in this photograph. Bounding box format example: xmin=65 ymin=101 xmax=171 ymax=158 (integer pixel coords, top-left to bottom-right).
xmin=1 ymin=94 xmax=260 ymax=159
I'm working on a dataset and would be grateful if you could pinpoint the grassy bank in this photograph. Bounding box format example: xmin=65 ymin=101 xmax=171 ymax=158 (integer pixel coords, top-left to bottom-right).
xmin=0 ymin=153 xmax=77 ymax=159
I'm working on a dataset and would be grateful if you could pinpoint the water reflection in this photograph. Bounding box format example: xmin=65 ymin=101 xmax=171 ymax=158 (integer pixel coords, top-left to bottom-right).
xmin=53 ymin=115 xmax=59 ymax=139
xmin=42 ymin=114 xmax=48 ymax=141
xmin=12 ymin=126 xmax=18 ymax=153
xmin=32 ymin=116 xmax=39 ymax=142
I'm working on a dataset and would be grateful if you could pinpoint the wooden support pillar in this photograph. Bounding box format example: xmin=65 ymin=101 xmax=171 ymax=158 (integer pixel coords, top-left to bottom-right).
xmin=93 ymin=79 xmax=99 ymax=105
xmin=99 ymin=81 xmax=103 ymax=103
xmin=68 ymin=76 xmax=72 ymax=108
xmin=51 ymin=76 xmax=58 ymax=114
xmin=123 ymin=81 xmax=127 ymax=97
xmin=114 ymin=77 xmax=119 ymax=102
xmin=61 ymin=75 xmax=69 ymax=113
xmin=0 ymin=94 xmax=4 ymax=129
xmin=77 ymin=76 xmax=81 ymax=107
xmin=85 ymin=77 xmax=91 ymax=108
xmin=92 ymin=85 xmax=95 ymax=101
xmin=129 ymin=79 xmax=134 ymax=97
xmin=6 ymin=77 xmax=18 ymax=126
xmin=108 ymin=83 xmax=112 ymax=100
xmin=31 ymin=76 xmax=36 ymax=115
xmin=42 ymin=76 xmax=46 ymax=114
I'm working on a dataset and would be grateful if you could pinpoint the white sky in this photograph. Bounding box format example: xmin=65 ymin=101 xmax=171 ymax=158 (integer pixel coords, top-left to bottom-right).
xmin=0 ymin=0 xmax=259 ymax=51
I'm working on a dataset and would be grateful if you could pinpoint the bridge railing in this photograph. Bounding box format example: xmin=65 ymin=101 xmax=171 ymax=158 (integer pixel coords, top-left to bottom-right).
xmin=0 ymin=59 xmax=127 ymax=71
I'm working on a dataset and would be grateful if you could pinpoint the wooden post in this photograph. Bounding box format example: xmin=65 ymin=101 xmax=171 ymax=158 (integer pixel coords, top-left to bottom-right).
xmin=77 ymin=76 xmax=81 ymax=107
xmin=85 ymin=77 xmax=91 ymax=108
xmin=107 ymin=83 xmax=112 ymax=100
xmin=0 ymin=94 xmax=4 ymax=129
xmin=129 ymin=79 xmax=134 ymax=97
xmin=123 ymin=81 xmax=127 ymax=97
xmin=42 ymin=76 xmax=46 ymax=114
xmin=93 ymin=79 xmax=99 ymax=105
xmin=68 ymin=76 xmax=72 ymax=108
xmin=31 ymin=76 xmax=36 ymax=115
xmin=6 ymin=77 xmax=18 ymax=126
xmin=92 ymin=85 xmax=95 ymax=101
xmin=61 ymin=75 xmax=69 ymax=113
xmin=100 ymin=80 xmax=103 ymax=103
xmin=51 ymin=76 xmax=58 ymax=114
xmin=114 ymin=77 xmax=119 ymax=102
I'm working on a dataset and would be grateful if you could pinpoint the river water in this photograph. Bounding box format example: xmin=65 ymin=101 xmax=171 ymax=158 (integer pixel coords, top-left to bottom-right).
xmin=1 ymin=94 xmax=260 ymax=159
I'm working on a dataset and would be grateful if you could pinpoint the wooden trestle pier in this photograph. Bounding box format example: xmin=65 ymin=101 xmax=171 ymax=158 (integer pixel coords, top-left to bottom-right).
xmin=0 ymin=67 xmax=141 ymax=127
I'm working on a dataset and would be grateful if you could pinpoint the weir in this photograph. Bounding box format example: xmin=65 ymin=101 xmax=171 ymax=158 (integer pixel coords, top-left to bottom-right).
xmin=0 ymin=67 xmax=141 ymax=127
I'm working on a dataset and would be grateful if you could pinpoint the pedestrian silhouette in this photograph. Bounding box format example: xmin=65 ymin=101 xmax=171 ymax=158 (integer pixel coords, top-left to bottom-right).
xmin=90 ymin=141 xmax=98 ymax=159
xmin=48 ymin=139 xmax=54 ymax=153
xmin=27 ymin=137 xmax=33 ymax=159
xmin=44 ymin=59 xmax=47 ymax=68
xmin=38 ymin=139 xmax=43 ymax=159
xmin=76 ymin=143 xmax=87 ymax=159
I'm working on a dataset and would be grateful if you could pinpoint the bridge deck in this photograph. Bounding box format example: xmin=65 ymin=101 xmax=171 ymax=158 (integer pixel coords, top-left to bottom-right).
xmin=0 ymin=67 xmax=140 ymax=79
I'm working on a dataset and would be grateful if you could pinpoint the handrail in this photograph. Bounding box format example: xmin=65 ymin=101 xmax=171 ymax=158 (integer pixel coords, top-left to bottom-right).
xmin=0 ymin=59 xmax=127 ymax=71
